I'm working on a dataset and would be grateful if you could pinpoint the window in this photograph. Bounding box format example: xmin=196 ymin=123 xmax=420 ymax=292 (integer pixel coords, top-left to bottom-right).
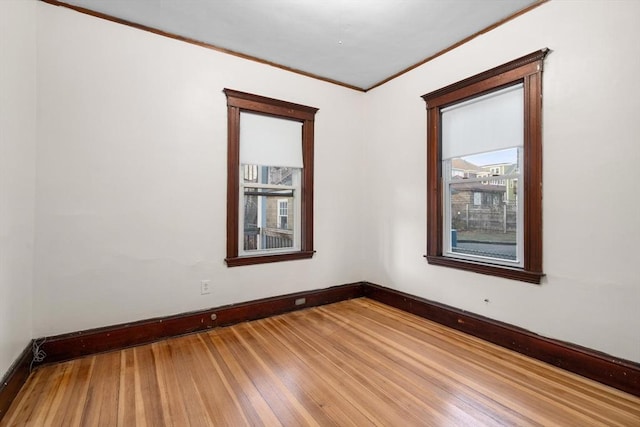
xmin=277 ymin=199 xmax=289 ymax=230
xmin=421 ymin=49 xmax=548 ymax=283
xmin=224 ymin=89 xmax=318 ymax=266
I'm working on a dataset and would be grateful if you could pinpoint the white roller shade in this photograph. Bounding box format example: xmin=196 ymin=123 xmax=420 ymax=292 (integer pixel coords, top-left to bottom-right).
xmin=240 ymin=112 xmax=303 ymax=168
xmin=441 ymin=83 xmax=523 ymax=159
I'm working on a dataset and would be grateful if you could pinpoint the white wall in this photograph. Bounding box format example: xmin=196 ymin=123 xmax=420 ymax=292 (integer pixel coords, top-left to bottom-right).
xmin=33 ymin=3 xmax=366 ymax=337
xmin=0 ymin=0 xmax=37 ymax=376
xmin=14 ymin=0 xmax=639 ymax=369
xmin=364 ymin=0 xmax=640 ymax=363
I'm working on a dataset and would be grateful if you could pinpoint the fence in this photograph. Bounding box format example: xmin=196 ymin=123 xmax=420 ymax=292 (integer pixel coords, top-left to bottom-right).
xmin=244 ymin=227 xmax=293 ymax=250
xmin=263 ymin=234 xmax=293 ymax=249
xmin=451 ymin=202 xmax=517 ymax=233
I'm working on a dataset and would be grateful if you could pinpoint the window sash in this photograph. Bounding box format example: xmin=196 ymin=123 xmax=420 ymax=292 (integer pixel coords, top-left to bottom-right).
xmin=448 ymin=173 xmax=520 ymax=185
xmin=238 ymin=168 xmax=301 ymax=256
xmin=442 ymin=149 xmax=524 ymax=268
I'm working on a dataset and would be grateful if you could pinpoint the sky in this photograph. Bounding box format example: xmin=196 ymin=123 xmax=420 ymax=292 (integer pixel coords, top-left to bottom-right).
xmin=461 ymin=147 xmax=518 ymax=167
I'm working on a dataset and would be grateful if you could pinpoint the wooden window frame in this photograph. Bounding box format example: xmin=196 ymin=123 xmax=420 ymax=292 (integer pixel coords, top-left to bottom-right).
xmin=223 ymin=89 xmax=318 ymax=267
xmin=421 ymin=49 xmax=548 ymax=284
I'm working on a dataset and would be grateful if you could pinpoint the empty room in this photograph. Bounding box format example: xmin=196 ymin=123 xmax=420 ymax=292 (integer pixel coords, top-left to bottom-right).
xmin=1 ymin=0 xmax=639 ymax=425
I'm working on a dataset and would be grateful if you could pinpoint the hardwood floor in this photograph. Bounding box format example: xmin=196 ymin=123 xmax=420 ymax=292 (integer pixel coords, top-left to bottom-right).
xmin=3 ymin=298 xmax=639 ymax=426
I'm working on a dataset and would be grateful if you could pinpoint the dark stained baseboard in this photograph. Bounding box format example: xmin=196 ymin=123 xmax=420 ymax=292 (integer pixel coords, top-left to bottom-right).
xmin=39 ymin=282 xmax=365 ymax=365
xmin=362 ymin=282 xmax=640 ymax=397
xmin=0 ymin=341 xmax=33 ymax=422
xmin=24 ymin=280 xmax=640 ymax=401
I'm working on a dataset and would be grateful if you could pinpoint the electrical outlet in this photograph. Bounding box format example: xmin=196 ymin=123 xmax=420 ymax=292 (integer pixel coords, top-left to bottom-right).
xmin=201 ymin=280 xmax=211 ymax=295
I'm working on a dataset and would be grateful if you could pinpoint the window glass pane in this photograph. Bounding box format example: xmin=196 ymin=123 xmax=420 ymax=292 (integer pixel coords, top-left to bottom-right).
xmin=450 ymin=148 xmax=519 ymax=179
xmin=447 ymin=148 xmax=519 ymax=263
xmin=242 ymin=164 xmax=259 ymax=183
xmin=243 ymin=165 xmax=295 ymax=186
xmin=268 ymin=166 xmax=294 ymax=185
xmin=241 ymin=165 xmax=299 ymax=254
xmin=242 ymin=194 xmax=295 ymax=252
xmin=243 ymin=194 xmax=260 ymax=251
xmin=448 ymin=183 xmax=517 ymax=261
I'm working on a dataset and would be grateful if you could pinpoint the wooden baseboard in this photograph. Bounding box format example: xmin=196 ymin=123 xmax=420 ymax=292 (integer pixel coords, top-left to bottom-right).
xmin=362 ymin=282 xmax=640 ymax=397
xmin=30 ymin=280 xmax=639 ymax=398
xmin=39 ymin=282 xmax=364 ymax=365
xmin=0 ymin=341 xmax=33 ymax=422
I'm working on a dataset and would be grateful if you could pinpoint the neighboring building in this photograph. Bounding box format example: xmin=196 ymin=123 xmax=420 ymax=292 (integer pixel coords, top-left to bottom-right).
xmin=451 ymin=159 xmax=518 ymax=204
xmin=264 ymin=195 xmax=294 ymax=249
xmin=479 ymin=162 xmax=518 ymax=202
xmin=450 ymin=160 xmax=517 ymax=233
xmin=243 ymin=165 xmax=295 ymax=250
xmin=450 ymin=181 xmax=506 ymax=207
xmin=452 ymin=158 xmax=483 ymax=179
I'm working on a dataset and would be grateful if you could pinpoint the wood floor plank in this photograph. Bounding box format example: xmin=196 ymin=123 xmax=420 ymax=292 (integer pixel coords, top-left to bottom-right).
xmin=244 ymin=320 xmax=376 ymax=426
xmin=2 ymin=362 xmax=67 ymax=425
xmin=2 ymin=298 xmax=639 ymax=426
xmin=132 ymin=344 xmax=166 ymax=426
xmin=350 ymin=299 xmax=640 ymax=425
xmin=320 ymin=301 xmax=571 ymax=424
xmin=152 ymin=340 xmax=192 ymax=426
xmin=343 ymin=299 xmax=636 ymax=425
xmin=189 ymin=334 xmax=252 ymax=426
xmin=229 ymin=325 xmax=323 ymax=426
xmin=78 ymin=350 xmax=120 ymax=427
xmin=255 ymin=316 xmax=385 ymax=426
xmin=198 ymin=332 xmax=282 ymax=426
xmin=117 ymin=349 xmax=138 ymax=427
xmin=299 ymin=305 xmax=524 ymax=426
xmin=165 ymin=336 xmax=218 ymax=427
xmin=269 ymin=313 xmax=462 ymax=425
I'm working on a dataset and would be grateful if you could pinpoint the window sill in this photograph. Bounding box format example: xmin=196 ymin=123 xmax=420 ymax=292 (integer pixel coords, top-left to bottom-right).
xmin=226 ymin=251 xmax=315 ymax=267
xmin=425 ymin=255 xmax=543 ymax=284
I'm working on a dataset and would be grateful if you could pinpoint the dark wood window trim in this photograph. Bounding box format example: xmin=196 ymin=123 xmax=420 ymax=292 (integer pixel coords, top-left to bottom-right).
xmin=223 ymin=89 xmax=318 ymax=267
xmin=421 ymin=49 xmax=549 ymax=284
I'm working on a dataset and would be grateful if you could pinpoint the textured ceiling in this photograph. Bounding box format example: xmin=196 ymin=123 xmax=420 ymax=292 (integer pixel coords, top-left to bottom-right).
xmin=53 ymin=0 xmax=540 ymax=91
